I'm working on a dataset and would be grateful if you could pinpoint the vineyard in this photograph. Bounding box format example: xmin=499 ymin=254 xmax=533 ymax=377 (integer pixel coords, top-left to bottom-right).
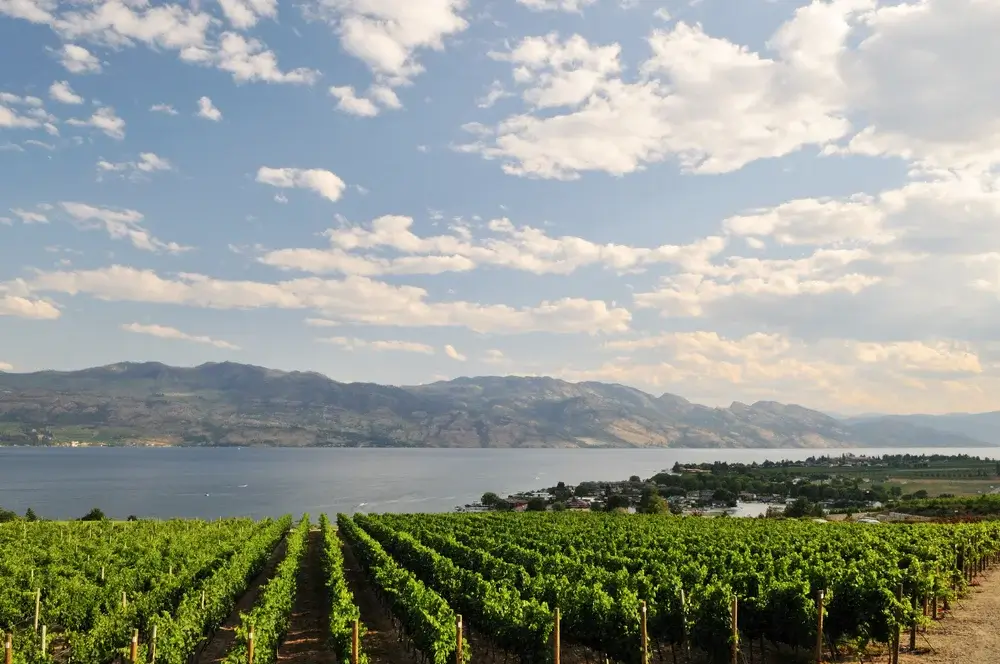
xmin=3 ymin=513 xmax=1000 ymax=664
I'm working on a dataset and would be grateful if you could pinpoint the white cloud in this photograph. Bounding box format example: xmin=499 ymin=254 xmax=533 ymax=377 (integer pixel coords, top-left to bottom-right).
xmin=10 ymin=208 xmax=48 ymax=224
xmin=477 ymin=80 xmax=513 ymax=109
xmin=8 ymin=1 xmax=317 ymax=85
xmin=0 ymin=142 xmax=24 ymax=152
xmin=653 ymin=7 xmax=671 ymax=21
xmin=517 ymin=0 xmax=597 ymax=12
xmin=218 ymin=0 xmax=277 ymax=29
xmin=328 ymin=85 xmax=401 ymax=117
xmin=150 ymin=103 xmax=178 ymax=115
xmin=564 ymin=331 xmax=991 ymax=413
xmin=97 ymin=152 xmax=173 ymax=180
xmin=308 ymin=0 xmax=468 ymax=97
xmin=259 ymin=213 xmax=726 ymax=277
xmin=722 ymin=195 xmax=893 ymax=246
xmin=458 ymin=1 xmax=860 ymax=179
xmin=66 ymin=106 xmax=125 ymax=139
xmin=56 ymin=44 xmax=102 ymax=74
xmin=444 ymin=344 xmax=466 ymax=361
xmin=59 ymin=202 xmax=189 ymax=253
xmin=0 ymin=294 xmax=60 ymax=320
xmin=121 ymin=322 xmax=240 ymax=349
xmin=483 ymin=349 xmax=507 ymax=365
xmin=274 ymin=193 xmax=288 ymax=204
xmin=0 ymin=362 xmax=12 ymax=372
xmin=197 ymin=96 xmax=222 ymax=121
xmin=49 ymin=80 xmax=83 ymax=104
xmin=256 ymin=167 xmax=346 ymax=202
xmin=320 ymin=336 xmax=435 ymax=354
xmin=19 ymin=265 xmax=632 ymax=334
xmin=0 ymin=93 xmax=58 ymax=132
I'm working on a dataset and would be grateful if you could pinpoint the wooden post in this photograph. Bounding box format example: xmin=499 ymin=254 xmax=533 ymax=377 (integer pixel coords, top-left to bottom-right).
xmin=909 ymin=595 xmax=917 ymax=651
xmin=680 ymin=588 xmax=689 ymax=658
xmin=123 ymin=591 xmax=128 ymax=609
xmin=640 ymin=601 xmax=648 ymax=664
xmin=130 ymin=629 xmax=138 ymax=663
xmin=41 ymin=626 xmax=46 ymax=656
xmin=456 ymin=615 xmax=464 ymax=664
xmin=932 ymin=594 xmax=938 ymax=620
xmin=554 ymin=608 xmax=561 ymax=664
xmin=815 ymin=590 xmax=825 ymax=664
xmin=201 ymin=590 xmax=206 ymax=610
xmin=4 ymin=633 xmax=11 ymax=664
xmin=248 ymin=628 xmax=255 ymax=664
xmin=892 ymin=584 xmax=903 ymax=664
xmin=34 ymin=589 xmax=40 ymax=632
xmin=101 ymin=566 xmax=105 ymax=582
xmin=731 ymin=596 xmax=739 ymax=664
xmin=352 ymin=619 xmax=359 ymax=664
xmin=151 ymin=625 xmax=158 ymax=663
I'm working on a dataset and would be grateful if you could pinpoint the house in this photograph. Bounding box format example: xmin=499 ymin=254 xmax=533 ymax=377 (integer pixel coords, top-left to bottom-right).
xmin=511 ymin=501 xmax=529 ymax=512
xmin=566 ymin=499 xmax=590 ymax=510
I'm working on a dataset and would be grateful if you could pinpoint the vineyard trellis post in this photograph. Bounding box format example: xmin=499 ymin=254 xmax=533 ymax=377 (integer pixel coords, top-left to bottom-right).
xmin=815 ymin=590 xmax=824 ymax=664
xmin=640 ymin=601 xmax=648 ymax=664
xmin=554 ymin=608 xmax=561 ymax=664
xmin=679 ymin=588 xmax=689 ymax=659
xmin=151 ymin=624 xmax=158 ymax=663
xmin=248 ymin=627 xmax=255 ymax=664
xmin=4 ymin=632 xmax=10 ymax=664
xmin=34 ymin=589 xmax=40 ymax=632
xmin=123 ymin=592 xmax=128 ymax=609
xmin=41 ymin=626 xmax=47 ymax=657
xmin=352 ymin=619 xmax=359 ymax=664
xmin=730 ymin=597 xmax=738 ymax=664
xmin=130 ymin=629 xmax=138 ymax=663
xmin=456 ymin=615 xmax=463 ymax=664
xmin=202 ymin=591 xmax=206 ymax=610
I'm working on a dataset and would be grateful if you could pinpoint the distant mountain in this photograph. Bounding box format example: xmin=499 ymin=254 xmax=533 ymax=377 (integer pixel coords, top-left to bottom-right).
xmin=842 ymin=412 xmax=1000 ymax=447
xmin=0 ymin=361 xmax=991 ymax=449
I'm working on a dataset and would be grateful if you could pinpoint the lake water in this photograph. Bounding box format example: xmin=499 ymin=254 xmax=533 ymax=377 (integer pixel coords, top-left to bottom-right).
xmin=0 ymin=447 xmax=995 ymax=520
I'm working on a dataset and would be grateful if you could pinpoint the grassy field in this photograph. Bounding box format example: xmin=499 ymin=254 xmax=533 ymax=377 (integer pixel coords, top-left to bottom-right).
xmin=884 ymin=477 xmax=1000 ymax=497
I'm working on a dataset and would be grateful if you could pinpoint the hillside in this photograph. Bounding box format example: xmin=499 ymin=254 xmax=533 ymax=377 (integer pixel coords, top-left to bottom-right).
xmin=843 ymin=412 xmax=1000 ymax=447
xmin=0 ymin=361 xmax=989 ymax=448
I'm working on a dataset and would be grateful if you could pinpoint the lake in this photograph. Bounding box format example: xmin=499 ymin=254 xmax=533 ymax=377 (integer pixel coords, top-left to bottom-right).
xmin=1 ymin=446 xmax=995 ymax=520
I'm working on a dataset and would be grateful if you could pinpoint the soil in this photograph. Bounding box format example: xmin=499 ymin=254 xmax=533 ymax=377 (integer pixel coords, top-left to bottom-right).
xmin=195 ymin=536 xmax=289 ymax=664
xmin=898 ymin=568 xmax=1000 ymax=664
xmin=340 ymin=535 xmax=414 ymax=664
xmin=276 ymin=529 xmax=336 ymax=664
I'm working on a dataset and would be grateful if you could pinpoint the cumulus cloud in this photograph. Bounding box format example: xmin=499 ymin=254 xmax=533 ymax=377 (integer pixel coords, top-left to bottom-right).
xmin=121 ymin=322 xmax=240 ymax=349
xmin=517 ymin=0 xmax=597 ymax=12
xmin=0 ymin=361 xmax=12 ymax=372
xmin=60 ymin=203 xmax=189 ymax=253
xmin=0 ymin=92 xmax=58 ymax=133
xmin=150 ymin=103 xmax=178 ymax=115
xmin=444 ymin=344 xmax=466 ymax=361
xmin=197 ymin=96 xmax=222 ymax=121
xmin=49 ymin=80 xmax=83 ymax=104
xmin=56 ymin=44 xmax=102 ymax=74
xmin=308 ymin=0 xmax=468 ymax=105
xmin=255 ymin=167 xmax=346 ymax=202
xmin=97 ymin=152 xmax=173 ymax=180
xmin=66 ymin=106 xmax=125 ymax=139
xmin=16 ymin=265 xmax=632 ymax=334
xmin=320 ymin=336 xmax=435 ymax=354
xmin=259 ymin=214 xmax=725 ymax=276
xmin=0 ymin=293 xmax=60 ymax=319
xmin=10 ymin=207 xmax=49 ymax=224
xmin=7 ymin=1 xmax=316 ymax=85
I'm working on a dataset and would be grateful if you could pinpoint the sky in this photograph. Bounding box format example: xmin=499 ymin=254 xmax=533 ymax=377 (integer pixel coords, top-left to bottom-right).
xmin=1 ymin=0 xmax=998 ymax=416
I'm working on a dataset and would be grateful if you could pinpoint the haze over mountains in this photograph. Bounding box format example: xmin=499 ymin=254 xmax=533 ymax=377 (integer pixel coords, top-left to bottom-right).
xmin=0 ymin=361 xmax=994 ymax=449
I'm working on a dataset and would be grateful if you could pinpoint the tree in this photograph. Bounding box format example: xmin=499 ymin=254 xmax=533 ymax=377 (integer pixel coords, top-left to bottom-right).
xmin=575 ymin=482 xmax=600 ymax=497
xmin=0 ymin=508 xmax=18 ymax=523
xmin=913 ymin=490 xmax=929 ymax=500
xmin=127 ymin=515 xmax=139 ymax=522
xmin=80 ymin=508 xmax=107 ymax=521
xmin=638 ymin=488 xmax=668 ymax=514
xmin=606 ymin=495 xmax=630 ymax=511
xmin=526 ymin=497 xmax=548 ymax=512
xmin=629 ymin=475 xmax=642 ymax=483
xmin=481 ymin=492 xmax=501 ymax=507
xmin=784 ymin=497 xmax=824 ymax=518
xmin=24 ymin=508 xmax=37 ymax=522
xmin=551 ymin=501 xmax=568 ymax=512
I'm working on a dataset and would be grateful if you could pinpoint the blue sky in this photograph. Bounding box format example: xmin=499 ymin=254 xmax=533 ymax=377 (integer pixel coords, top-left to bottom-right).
xmin=1 ymin=0 xmax=999 ymax=415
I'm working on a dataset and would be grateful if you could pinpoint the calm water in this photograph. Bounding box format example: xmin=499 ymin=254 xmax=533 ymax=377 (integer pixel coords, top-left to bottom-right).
xmin=0 ymin=447 xmax=995 ymax=520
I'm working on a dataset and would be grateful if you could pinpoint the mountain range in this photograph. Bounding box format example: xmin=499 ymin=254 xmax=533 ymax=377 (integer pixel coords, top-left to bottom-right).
xmin=0 ymin=361 xmax=995 ymax=449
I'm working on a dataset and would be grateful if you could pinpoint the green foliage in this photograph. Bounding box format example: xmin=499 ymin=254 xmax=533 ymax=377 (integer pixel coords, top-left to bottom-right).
xmin=318 ymin=514 xmax=366 ymax=664
xmin=79 ymin=508 xmax=106 ymax=522
xmin=338 ymin=514 xmax=470 ymax=664
xmin=526 ymin=498 xmax=548 ymax=512
xmin=24 ymin=509 xmax=37 ymax=522
xmin=481 ymin=492 xmax=500 ymax=507
xmin=224 ymin=516 xmax=310 ymax=664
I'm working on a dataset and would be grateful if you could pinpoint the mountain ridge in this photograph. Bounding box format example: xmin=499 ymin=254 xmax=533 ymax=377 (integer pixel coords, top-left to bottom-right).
xmin=0 ymin=361 xmax=992 ymax=448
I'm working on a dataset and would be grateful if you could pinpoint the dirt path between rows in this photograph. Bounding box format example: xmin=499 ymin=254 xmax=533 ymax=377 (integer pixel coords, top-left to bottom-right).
xmin=898 ymin=568 xmax=1000 ymax=664
xmin=195 ymin=536 xmax=289 ymax=664
xmin=340 ymin=535 xmax=413 ymax=664
xmin=276 ymin=529 xmax=335 ymax=664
